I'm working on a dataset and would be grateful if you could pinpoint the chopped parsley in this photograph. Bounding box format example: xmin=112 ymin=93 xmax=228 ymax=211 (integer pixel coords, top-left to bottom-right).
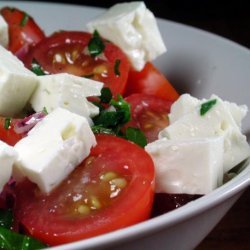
xmin=20 ymin=13 xmax=29 ymax=27
xmin=88 ymin=30 xmax=105 ymax=57
xmin=200 ymin=99 xmax=217 ymax=116
xmin=30 ymin=59 xmax=46 ymax=76
xmin=4 ymin=118 xmax=11 ymax=130
xmin=114 ymin=59 xmax=121 ymax=76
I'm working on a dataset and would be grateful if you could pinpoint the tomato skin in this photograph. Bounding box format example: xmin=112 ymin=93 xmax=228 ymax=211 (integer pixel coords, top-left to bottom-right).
xmin=24 ymin=31 xmax=131 ymax=96
xmin=0 ymin=118 xmax=22 ymax=146
xmin=124 ymin=94 xmax=173 ymax=143
xmin=13 ymin=134 xmax=155 ymax=245
xmin=0 ymin=7 xmax=45 ymax=55
xmin=125 ymin=62 xmax=179 ymax=102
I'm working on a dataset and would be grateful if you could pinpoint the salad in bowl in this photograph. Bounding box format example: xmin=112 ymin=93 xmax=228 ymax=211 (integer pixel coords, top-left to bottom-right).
xmin=0 ymin=1 xmax=249 ymax=249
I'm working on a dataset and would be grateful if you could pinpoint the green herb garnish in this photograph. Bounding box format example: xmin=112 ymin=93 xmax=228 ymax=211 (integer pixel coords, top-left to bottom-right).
xmin=110 ymin=95 xmax=130 ymax=124
xmin=125 ymin=127 xmax=147 ymax=147
xmin=42 ymin=107 xmax=48 ymax=115
xmin=4 ymin=118 xmax=11 ymax=130
xmin=88 ymin=30 xmax=105 ymax=57
xmin=92 ymin=95 xmax=130 ymax=135
xmin=0 ymin=226 xmax=47 ymax=250
xmin=200 ymin=99 xmax=217 ymax=116
xmin=31 ymin=59 xmax=46 ymax=76
xmin=0 ymin=209 xmax=13 ymax=229
xmin=100 ymin=87 xmax=112 ymax=104
xmin=20 ymin=13 xmax=29 ymax=27
xmin=91 ymin=125 xmax=116 ymax=135
xmin=114 ymin=59 xmax=121 ymax=76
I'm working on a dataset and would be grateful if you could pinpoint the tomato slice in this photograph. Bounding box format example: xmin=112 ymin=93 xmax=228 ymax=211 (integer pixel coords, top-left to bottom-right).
xmin=0 ymin=117 xmax=22 ymax=146
xmin=13 ymin=134 xmax=155 ymax=246
xmin=24 ymin=31 xmax=131 ymax=97
xmin=125 ymin=62 xmax=179 ymax=102
xmin=124 ymin=94 xmax=173 ymax=143
xmin=0 ymin=7 xmax=45 ymax=55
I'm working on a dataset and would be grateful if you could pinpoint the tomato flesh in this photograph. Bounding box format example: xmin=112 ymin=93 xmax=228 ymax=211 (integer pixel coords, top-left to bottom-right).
xmin=13 ymin=134 xmax=155 ymax=245
xmin=0 ymin=118 xmax=22 ymax=146
xmin=0 ymin=7 xmax=45 ymax=55
xmin=125 ymin=62 xmax=179 ymax=102
xmin=24 ymin=31 xmax=131 ymax=96
xmin=125 ymin=94 xmax=173 ymax=143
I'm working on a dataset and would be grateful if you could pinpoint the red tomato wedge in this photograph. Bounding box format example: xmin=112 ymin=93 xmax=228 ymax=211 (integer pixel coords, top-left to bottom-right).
xmin=24 ymin=31 xmax=131 ymax=97
xmin=125 ymin=62 xmax=179 ymax=102
xmin=0 ymin=117 xmax=22 ymax=146
xmin=124 ymin=94 xmax=173 ymax=143
xmin=13 ymin=134 xmax=155 ymax=246
xmin=0 ymin=7 xmax=45 ymax=55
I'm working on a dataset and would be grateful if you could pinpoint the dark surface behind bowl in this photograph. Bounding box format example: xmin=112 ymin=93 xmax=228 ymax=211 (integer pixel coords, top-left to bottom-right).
xmin=6 ymin=0 xmax=250 ymax=249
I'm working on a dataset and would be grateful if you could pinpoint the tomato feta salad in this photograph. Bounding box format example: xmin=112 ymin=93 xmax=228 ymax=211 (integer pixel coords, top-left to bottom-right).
xmin=0 ymin=1 xmax=249 ymax=249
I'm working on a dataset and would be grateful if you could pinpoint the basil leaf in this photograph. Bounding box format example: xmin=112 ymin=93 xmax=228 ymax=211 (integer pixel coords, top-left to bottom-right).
xmin=125 ymin=127 xmax=147 ymax=148
xmin=31 ymin=59 xmax=46 ymax=76
xmin=114 ymin=59 xmax=121 ymax=76
xmin=4 ymin=118 xmax=11 ymax=130
xmin=20 ymin=13 xmax=29 ymax=27
xmin=88 ymin=30 xmax=105 ymax=57
xmin=100 ymin=87 xmax=112 ymax=104
xmin=0 ymin=209 xmax=13 ymax=229
xmin=200 ymin=99 xmax=217 ymax=116
xmin=0 ymin=226 xmax=46 ymax=250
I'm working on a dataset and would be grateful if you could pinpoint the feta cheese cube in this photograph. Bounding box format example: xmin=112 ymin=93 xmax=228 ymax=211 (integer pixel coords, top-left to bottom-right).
xmin=145 ymin=136 xmax=224 ymax=194
xmin=159 ymin=94 xmax=250 ymax=173
xmin=30 ymin=73 xmax=103 ymax=123
xmin=0 ymin=140 xmax=17 ymax=192
xmin=14 ymin=108 xmax=96 ymax=193
xmin=87 ymin=1 xmax=166 ymax=71
xmin=0 ymin=16 xmax=8 ymax=48
xmin=0 ymin=45 xmax=38 ymax=116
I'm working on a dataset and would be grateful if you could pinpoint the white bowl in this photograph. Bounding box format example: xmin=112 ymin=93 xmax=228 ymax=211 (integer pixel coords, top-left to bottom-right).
xmin=0 ymin=1 xmax=249 ymax=249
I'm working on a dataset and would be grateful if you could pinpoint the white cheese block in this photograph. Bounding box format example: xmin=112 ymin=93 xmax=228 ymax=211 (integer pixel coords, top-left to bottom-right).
xmin=145 ymin=136 xmax=224 ymax=194
xmin=14 ymin=108 xmax=96 ymax=193
xmin=0 ymin=45 xmax=38 ymax=116
xmin=0 ymin=140 xmax=17 ymax=192
xmin=30 ymin=73 xmax=103 ymax=123
xmin=159 ymin=94 xmax=250 ymax=173
xmin=0 ymin=16 xmax=8 ymax=48
xmin=87 ymin=1 xmax=166 ymax=71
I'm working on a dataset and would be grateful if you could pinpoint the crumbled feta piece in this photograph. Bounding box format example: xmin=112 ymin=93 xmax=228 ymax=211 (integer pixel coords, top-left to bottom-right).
xmin=14 ymin=108 xmax=96 ymax=193
xmin=145 ymin=136 xmax=224 ymax=194
xmin=159 ymin=94 xmax=250 ymax=173
xmin=0 ymin=140 xmax=17 ymax=192
xmin=0 ymin=16 xmax=8 ymax=48
xmin=87 ymin=1 xmax=166 ymax=71
xmin=0 ymin=45 xmax=38 ymax=116
xmin=30 ymin=73 xmax=103 ymax=123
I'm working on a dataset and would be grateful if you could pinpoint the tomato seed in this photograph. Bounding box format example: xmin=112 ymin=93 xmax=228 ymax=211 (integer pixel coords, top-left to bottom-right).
xmin=77 ymin=205 xmax=90 ymax=215
xmin=100 ymin=171 xmax=118 ymax=182
xmin=110 ymin=178 xmax=127 ymax=189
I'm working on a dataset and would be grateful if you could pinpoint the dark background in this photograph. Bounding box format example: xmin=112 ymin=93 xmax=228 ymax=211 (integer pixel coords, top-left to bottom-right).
xmin=22 ymin=0 xmax=250 ymax=48
xmin=8 ymin=0 xmax=250 ymax=249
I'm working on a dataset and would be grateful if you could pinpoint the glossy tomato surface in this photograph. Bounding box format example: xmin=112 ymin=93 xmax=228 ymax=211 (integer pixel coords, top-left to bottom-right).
xmin=0 ymin=7 xmax=45 ymax=55
xmin=24 ymin=31 xmax=131 ymax=96
xmin=124 ymin=94 xmax=173 ymax=143
xmin=13 ymin=134 xmax=155 ymax=246
xmin=0 ymin=117 xmax=22 ymax=146
xmin=125 ymin=62 xmax=179 ymax=102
